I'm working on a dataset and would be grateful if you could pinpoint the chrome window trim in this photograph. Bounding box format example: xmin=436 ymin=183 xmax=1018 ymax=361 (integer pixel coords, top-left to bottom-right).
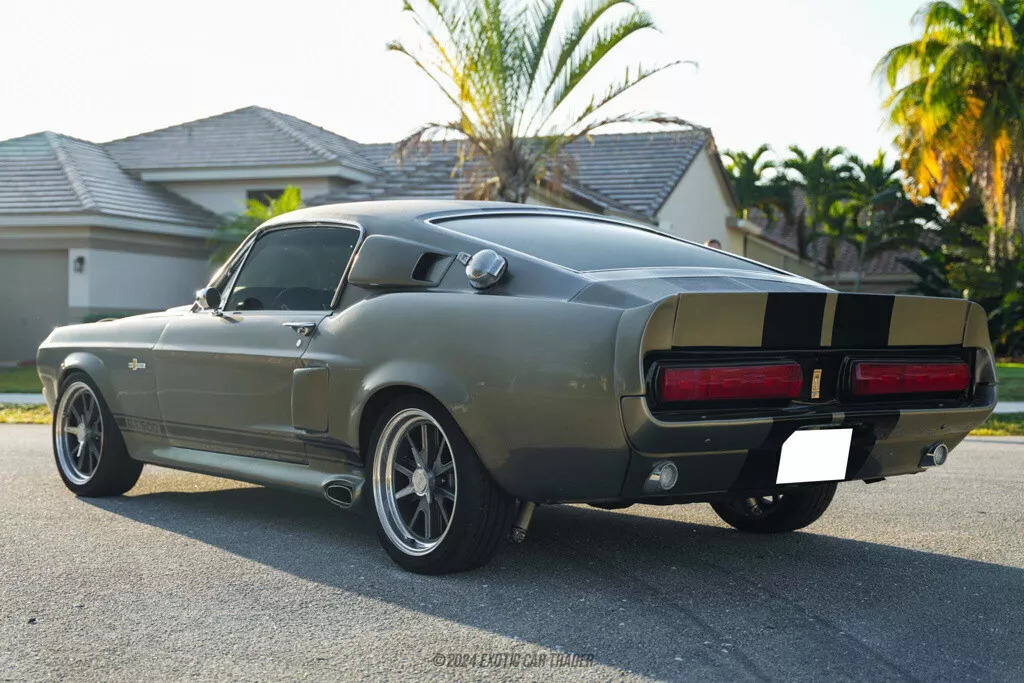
xmin=214 ymin=219 xmax=365 ymax=315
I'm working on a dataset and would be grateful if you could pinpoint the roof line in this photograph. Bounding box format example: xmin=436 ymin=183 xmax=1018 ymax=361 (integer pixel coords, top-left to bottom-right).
xmin=649 ymin=127 xmax=711 ymax=216
xmin=255 ymin=108 xmax=342 ymax=165
xmin=44 ymin=132 xmax=97 ymax=211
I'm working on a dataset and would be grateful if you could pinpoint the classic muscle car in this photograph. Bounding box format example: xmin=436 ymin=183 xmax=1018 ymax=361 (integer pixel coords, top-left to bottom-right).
xmin=38 ymin=200 xmax=997 ymax=574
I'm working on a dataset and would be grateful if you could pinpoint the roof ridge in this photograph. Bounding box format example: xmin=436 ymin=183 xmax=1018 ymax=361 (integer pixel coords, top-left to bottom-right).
xmin=44 ymin=132 xmax=98 ymax=211
xmin=103 ymin=105 xmax=263 ymax=145
xmin=255 ymin=108 xmax=339 ymax=164
xmin=649 ymin=129 xmax=712 ymax=216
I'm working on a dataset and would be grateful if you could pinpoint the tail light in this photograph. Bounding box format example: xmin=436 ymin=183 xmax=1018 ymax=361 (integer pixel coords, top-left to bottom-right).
xmin=657 ymin=363 xmax=803 ymax=402
xmin=851 ymin=361 xmax=970 ymax=396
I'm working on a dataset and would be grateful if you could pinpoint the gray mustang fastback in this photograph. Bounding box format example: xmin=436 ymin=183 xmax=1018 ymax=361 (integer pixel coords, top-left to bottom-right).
xmin=37 ymin=200 xmax=997 ymax=573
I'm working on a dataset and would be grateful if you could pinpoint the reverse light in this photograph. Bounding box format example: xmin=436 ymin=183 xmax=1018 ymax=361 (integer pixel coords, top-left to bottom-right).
xmin=850 ymin=361 xmax=970 ymax=396
xmin=656 ymin=363 xmax=803 ymax=402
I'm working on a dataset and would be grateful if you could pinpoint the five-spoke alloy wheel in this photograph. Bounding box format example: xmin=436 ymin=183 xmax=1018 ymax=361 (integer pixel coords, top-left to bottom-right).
xmin=369 ymin=395 xmax=515 ymax=574
xmin=52 ymin=372 xmax=143 ymax=497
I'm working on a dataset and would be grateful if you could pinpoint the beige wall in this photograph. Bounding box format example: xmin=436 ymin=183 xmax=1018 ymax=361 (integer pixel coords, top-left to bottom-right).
xmin=655 ymin=150 xmax=734 ymax=248
xmin=0 ymin=250 xmax=68 ymax=364
xmin=161 ymin=177 xmax=351 ymax=215
xmin=67 ymin=248 xmax=213 ymax=312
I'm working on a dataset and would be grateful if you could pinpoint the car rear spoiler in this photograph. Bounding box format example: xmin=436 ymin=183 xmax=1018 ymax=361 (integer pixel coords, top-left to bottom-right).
xmin=657 ymin=292 xmax=990 ymax=352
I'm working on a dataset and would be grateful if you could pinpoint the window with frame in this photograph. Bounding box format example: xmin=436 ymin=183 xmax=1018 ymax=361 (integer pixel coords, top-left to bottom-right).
xmin=246 ymin=188 xmax=286 ymax=204
xmin=225 ymin=227 xmax=360 ymax=312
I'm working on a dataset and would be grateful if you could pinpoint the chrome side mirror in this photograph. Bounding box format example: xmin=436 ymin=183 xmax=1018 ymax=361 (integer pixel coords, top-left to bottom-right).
xmin=466 ymin=249 xmax=507 ymax=290
xmin=195 ymin=286 xmax=221 ymax=310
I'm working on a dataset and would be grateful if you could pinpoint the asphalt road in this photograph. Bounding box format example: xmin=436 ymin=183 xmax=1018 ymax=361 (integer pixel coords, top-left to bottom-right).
xmin=1 ymin=425 xmax=1022 ymax=681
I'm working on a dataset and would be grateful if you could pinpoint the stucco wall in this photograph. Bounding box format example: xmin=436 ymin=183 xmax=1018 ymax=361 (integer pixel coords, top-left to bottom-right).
xmin=160 ymin=177 xmax=347 ymax=215
xmin=0 ymin=250 xmax=68 ymax=363
xmin=655 ymin=149 xmax=733 ymax=248
xmin=67 ymin=248 xmax=213 ymax=313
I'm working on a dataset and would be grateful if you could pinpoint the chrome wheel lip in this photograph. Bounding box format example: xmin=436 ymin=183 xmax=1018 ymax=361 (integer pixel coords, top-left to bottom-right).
xmin=55 ymin=381 xmax=104 ymax=486
xmin=372 ymin=408 xmax=458 ymax=557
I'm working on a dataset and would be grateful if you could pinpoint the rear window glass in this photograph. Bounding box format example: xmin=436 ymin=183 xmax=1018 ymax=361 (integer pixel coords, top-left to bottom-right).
xmin=437 ymin=215 xmax=771 ymax=272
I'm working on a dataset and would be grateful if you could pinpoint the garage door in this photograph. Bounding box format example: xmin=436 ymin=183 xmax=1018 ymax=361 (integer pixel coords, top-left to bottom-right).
xmin=0 ymin=250 xmax=68 ymax=364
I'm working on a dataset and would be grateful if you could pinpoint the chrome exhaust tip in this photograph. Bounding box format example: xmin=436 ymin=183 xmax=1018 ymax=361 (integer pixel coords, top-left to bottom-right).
xmin=920 ymin=442 xmax=949 ymax=468
xmin=323 ymin=478 xmax=360 ymax=509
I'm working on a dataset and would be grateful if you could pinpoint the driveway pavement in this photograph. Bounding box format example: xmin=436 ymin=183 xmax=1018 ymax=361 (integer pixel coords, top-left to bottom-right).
xmin=1 ymin=425 xmax=1022 ymax=681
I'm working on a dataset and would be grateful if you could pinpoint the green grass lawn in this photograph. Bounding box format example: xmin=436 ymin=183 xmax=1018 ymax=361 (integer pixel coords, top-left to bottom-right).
xmin=997 ymin=362 xmax=1024 ymax=401
xmin=971 ymin=412 xmax=1024 ymax=436
xmin=0 ymin=366 xmax=42 ymax=393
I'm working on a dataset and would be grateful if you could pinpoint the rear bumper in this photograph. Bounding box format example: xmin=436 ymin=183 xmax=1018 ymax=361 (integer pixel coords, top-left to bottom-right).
xmin=616 ymin=386 xmax=996 ymax=500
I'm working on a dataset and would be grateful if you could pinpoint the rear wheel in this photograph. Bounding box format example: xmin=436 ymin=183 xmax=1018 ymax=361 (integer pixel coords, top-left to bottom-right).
xmin=710 ymin=482 xmax=837 ymax=533
xmin=53 ymin=373 xmax=143 ymax=497
xmin=369 ymin=395 xmax=515 ymax=574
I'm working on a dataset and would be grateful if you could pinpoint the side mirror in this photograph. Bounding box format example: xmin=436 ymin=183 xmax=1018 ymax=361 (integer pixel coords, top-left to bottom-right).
xmin=195 ymin=286 xmax=221 ymax=310
xmin=466 ymin=249 xmax=507 ymax=290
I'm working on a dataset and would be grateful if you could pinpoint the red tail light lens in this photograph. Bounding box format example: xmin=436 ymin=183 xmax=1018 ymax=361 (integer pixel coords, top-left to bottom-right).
xmin=851 ymin=362 xmax=970 ymax=396
xmin=657 ymin=363 xmax=803 ymax=402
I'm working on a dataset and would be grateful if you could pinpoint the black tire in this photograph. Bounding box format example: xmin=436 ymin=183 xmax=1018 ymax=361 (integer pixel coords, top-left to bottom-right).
xmin=367 ymin=394 xmax=516 ymax=574
xmin=52 ymin=372 xmax=143 ymax=497
xmin=710 ymin=482 xmax=837 ymax=533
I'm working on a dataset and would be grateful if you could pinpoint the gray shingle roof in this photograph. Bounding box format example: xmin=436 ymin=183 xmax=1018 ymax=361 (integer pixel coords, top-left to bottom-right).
xmin=0 ymin=132 xmax=220 ymax=227
xmin=104 ymin=106 xmax=381 ymax=175
xmin=312 ymin=129 xmax=711 ymax=220
xmin=304 ymin=151 xmax=650 ymax=221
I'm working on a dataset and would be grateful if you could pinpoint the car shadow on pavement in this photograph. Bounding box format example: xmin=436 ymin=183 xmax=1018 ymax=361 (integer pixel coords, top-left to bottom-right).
xmin=87 ymin=485 xmax=1024 ymax=680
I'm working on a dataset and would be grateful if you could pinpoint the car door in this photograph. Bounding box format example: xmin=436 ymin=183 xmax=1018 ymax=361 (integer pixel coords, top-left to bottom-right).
xmin=153 ymin=224 xmax=361 ymax=462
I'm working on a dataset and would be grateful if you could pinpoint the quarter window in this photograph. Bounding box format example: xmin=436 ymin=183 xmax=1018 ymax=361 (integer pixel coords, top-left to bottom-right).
xmin=225 ymin=227 xmax=359 ymax=311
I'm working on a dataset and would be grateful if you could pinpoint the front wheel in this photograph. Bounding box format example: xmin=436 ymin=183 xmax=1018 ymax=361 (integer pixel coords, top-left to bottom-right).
xmin=53 ymin=373 xmax=143 ymax=497
xmin=369 ymin=395 xmax=516 ymax=574
xmin=710 ymin=482 xmax=837 ymax=533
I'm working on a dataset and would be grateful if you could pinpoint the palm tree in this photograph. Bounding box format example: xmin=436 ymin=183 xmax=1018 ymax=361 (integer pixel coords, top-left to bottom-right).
xmin=388 ymin=0 xmax=695 ymax=202
xmin=782 ymin=146 xmax=851 ymax=269
xmin=843 ymin=152 xmax=911 ymax=291
xmin=721 ymin=144 xmax=789 ymax=221
xmin=877 ymin=0 xmax=1024 ymax=262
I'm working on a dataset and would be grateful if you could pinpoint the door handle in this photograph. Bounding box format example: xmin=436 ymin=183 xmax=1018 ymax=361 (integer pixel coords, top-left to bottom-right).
xmin=283 ymin=321 xmax=317 ymax=337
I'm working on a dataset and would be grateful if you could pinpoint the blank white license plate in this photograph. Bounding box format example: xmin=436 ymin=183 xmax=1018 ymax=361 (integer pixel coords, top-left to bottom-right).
xmin=776 ymin=428 xmax=853 ymax=484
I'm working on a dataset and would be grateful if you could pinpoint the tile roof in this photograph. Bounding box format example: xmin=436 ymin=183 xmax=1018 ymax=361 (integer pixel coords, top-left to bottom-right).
xmin=305 ymin=149 xmax=651 ymax=221
xmin=311 ymin=128 xmax=711 ymax=220
xmin=0 ymin=132 xmax=220 ymax=227
xmin=104 ymin=106 xmax=381 ymax=175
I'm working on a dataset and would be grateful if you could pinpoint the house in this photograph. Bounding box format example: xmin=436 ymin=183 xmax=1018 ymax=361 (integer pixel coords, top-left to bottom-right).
xmin=1 ymin=105 xmax=791 ymax=363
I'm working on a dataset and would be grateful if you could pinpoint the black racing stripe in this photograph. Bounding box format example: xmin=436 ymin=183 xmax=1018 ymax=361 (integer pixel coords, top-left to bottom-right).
xmin=831 ymin=294 xmax=895 ymax=348
xmin=730 ymin=415 xmax=834 ymax=489
xmin=762 ymin=293 xmax=827 ymax=349
xmin=841 ymin=411 xmax=900 ymax=479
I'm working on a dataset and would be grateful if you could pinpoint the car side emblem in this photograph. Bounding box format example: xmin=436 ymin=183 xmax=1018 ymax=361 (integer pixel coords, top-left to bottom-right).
xmin=811 ymin=368 xmax=822 ymax=399
xmin=129 ymin=358 xmax=147 ymax=372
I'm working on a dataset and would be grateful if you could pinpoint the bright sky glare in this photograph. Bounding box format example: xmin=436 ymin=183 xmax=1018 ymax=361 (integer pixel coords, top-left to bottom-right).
xmin=1 ymin=0 xmax=923 ymax=158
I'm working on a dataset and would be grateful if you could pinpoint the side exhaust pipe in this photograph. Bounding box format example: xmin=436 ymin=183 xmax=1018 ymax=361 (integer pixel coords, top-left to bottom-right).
xmin=323 ymin=476 xmax=363 ymax=509
xmin=920 ymin=442 xmax=949 ymax=468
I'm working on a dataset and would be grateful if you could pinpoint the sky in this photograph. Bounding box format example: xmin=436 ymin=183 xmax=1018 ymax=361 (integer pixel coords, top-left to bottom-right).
xmin=0 ymin=0 xmax=925 ymax=158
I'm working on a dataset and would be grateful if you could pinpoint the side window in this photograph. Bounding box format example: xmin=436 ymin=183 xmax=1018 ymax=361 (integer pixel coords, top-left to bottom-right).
xmin=225 ymin=227 xmax=359 ymax=311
